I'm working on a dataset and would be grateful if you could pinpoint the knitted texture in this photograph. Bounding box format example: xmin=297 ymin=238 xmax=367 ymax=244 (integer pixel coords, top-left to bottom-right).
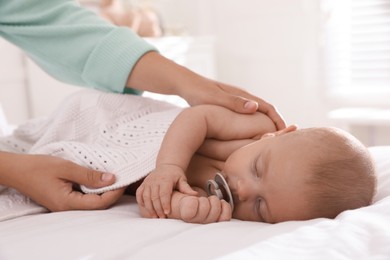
xmin=0 ymin=0 xmax=156 ymax=92
xmin=0 ymin=90 xmax=183 ymax=194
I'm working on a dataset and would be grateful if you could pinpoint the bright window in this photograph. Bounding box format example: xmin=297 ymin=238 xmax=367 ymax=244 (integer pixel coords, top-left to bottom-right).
xmin=322 ymin=0 xmax=390 ymax=105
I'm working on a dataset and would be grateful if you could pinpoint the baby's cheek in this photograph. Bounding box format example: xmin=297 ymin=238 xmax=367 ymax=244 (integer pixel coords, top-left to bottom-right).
xmin=231 ymin=208 xmax=243 ymax=220
xmin=232 ymin=204 xmax=260 ymax=222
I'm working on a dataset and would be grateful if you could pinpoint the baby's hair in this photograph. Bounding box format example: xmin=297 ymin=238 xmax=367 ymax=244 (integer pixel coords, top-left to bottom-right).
xmin=303 ymin=127 xmax=377 ymax=219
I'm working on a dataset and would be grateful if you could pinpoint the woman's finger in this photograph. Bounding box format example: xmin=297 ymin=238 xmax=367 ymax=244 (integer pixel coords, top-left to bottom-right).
xmin=67 ymin=188 xmax=125 ymax=210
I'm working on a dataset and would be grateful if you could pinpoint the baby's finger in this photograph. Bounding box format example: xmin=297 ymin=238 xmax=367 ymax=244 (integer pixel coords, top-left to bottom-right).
xmin=142 ymin=187 xmax=157 ymax=218
xmin=151 ymin=186 xmax=166 ymax=218
xmin=218 ymin=200 xmax=232 ymax=222
xmin=159 ymin=182 xmax=173 ymax=215
xmin=203 ymin=195 xmax=223 ymax=224
xmin=177 ymin=179 xmax=198 ymax=196
xmin=191 ymin=197 xmax=211 ymax=223
xmin=135 ymin=185 xmax=145 ymax=207
xmin=67 ymin=188 xmax=125 ymax=211
xmin=179 ymin=196 xmax=199 ymax=222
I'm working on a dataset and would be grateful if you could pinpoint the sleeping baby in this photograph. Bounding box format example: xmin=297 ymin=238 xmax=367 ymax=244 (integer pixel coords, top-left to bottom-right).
xmin=1 ymin=89 xmax=376 ymax=224
xmin=135 ymin=99 xmax=377 ymax=223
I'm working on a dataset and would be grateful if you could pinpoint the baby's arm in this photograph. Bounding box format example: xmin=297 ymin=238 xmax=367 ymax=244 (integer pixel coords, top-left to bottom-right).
xmin=197 ymin=110 xmax=277 ymax=161
xmin=136 ymin=105 xmax=276 ymax=218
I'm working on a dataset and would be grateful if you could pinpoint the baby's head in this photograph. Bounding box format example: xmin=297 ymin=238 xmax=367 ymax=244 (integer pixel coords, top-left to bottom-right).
xmin=223 ymin=126 xmax=376 ymax=223
xmin=302 ymin=127 xmax=376 ymax=219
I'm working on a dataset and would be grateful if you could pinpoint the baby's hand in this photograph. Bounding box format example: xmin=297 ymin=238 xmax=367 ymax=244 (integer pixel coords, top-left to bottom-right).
xmin=179 ymin=195 xmax=232 ymax=224
xmin=136 ymin=164 xmax=197 ymax=218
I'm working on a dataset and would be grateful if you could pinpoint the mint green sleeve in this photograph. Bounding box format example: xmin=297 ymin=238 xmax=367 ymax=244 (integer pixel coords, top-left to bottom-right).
xmin=0 ymin=0 xmax=157 ymax=93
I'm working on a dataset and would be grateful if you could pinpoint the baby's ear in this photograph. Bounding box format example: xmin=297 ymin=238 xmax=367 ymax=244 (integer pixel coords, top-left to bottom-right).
xmin=278 ymin=124 xmax=298 ymax=135
xmin=261 ymin=124 xmax=298 ymax=139
xmin=261 ymin=132 xmax=276 ymax=139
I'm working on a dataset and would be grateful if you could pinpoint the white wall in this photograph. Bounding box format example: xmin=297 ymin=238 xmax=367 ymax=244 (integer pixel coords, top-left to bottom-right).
xmin=156 ymin=0 xmax=390 ymax=146
xmin=158 ymin=0 xmax=332 ymax=128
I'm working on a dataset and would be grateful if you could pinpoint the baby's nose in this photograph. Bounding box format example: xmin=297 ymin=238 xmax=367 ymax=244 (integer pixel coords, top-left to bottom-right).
xmin=237 ymin=179 xmax=253 ymax=201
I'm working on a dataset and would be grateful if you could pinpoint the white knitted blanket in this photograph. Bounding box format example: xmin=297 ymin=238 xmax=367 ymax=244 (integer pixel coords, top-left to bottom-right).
xmin=0 ymin=89 xmax=183 ymax=220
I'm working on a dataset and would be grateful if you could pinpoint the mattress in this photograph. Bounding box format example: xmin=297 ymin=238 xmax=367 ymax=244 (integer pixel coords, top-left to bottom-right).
xmin=0 ymin=142 xmax=390 ymax=259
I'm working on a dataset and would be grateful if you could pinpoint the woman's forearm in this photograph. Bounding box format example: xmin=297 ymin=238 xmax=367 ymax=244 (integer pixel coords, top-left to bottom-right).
xmin=126 ymin=51 xmax=204 ymax=98
xmin=0 ymin=0 xmax=155 ymax=93
xmin=0 ymin=152 xmax=20 ymax=188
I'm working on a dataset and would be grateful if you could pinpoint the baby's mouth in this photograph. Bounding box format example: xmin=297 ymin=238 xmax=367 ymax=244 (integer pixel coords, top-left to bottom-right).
xmin=205 ymin=172 xmax=235 ymax=211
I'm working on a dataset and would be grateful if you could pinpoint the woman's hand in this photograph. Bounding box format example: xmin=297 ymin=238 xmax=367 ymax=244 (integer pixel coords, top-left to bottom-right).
xmin=0 ymin=152 xmax=124 ymax=211
xmin=126 ymin=52 xmax=286 ymax=130
xmin=181 ymin=79 xmax=286 ymax=130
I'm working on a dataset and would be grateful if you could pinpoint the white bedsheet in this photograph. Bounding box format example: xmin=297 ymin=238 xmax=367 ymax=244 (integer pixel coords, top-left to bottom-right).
xmin=0 ymin=147 xmax=390 ymax=259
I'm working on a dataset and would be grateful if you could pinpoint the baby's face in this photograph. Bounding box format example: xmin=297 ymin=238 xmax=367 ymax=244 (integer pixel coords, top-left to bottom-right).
xmin=222 ymin=127 xmax=317 ymax=223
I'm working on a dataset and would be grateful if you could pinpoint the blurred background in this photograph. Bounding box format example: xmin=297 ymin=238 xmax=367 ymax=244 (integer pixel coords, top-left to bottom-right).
xmin=1 ymin=0 xmax=389 ymax=145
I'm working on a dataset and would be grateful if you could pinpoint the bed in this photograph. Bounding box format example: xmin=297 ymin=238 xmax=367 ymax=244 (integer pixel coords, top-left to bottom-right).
xmin=0 ymin=125 xmax=390 ymax=259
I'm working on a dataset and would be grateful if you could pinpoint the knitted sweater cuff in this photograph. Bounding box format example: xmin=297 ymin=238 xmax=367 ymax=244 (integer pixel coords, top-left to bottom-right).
xmin=82 ymin=27 xmax=157 ymax=93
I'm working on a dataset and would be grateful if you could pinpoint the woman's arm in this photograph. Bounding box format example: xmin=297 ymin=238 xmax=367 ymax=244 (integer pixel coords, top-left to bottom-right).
xmin=0 ymin=0 xmax=285 ymax=127
xmin=0 ymin=0 xmax=156 ymax=93
xmin=126 ymin=51 xmax=286 ymax=127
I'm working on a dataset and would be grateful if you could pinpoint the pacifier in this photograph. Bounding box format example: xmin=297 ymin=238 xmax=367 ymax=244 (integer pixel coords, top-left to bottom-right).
xmin=205 ymin=172 xmax=234 ymax=211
